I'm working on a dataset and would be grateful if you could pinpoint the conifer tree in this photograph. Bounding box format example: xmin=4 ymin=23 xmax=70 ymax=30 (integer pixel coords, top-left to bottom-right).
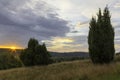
xmin=88 ymin=7 xmax=115 ymax=64
xmin=20 ymin=38 xmax=52 ymax=66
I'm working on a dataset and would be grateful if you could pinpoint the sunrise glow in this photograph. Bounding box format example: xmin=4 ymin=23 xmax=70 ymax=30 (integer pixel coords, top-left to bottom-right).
xmin=0 ymin=45 xmax=22 ymax=50
xmin=10 ymin=46 xmax=16 ymax=50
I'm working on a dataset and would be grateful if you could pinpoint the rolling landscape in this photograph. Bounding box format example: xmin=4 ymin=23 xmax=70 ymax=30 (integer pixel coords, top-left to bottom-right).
xmin=0 ymin=56 xmax=120 ymax=80
xmin=0 ymin=0 xmax=120 ymax=80
xmin=0 ymin=48 xmax=120 ymax=80
xmin=0 ymin=48 xmax=89 ymax=58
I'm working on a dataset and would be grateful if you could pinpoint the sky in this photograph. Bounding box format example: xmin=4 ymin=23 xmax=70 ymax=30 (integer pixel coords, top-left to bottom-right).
xmin=0 ymin=0 xmax=120 ymax=52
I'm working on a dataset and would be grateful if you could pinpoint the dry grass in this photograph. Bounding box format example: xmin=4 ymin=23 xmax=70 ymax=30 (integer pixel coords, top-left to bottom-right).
xmin=0 ymin=60 xmax=120 ymax=80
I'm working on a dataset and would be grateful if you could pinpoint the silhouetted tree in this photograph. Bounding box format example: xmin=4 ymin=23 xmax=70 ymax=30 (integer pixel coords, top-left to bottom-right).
xmin=28 ymin=38 xmax=39 ymax=51
xmin=20 ymin=49 xmax=34 ymax=66
xmin=34 ymin=43 xmax=52 ymax=65
xmin=20 ymin=38 xmax=52 ymax=66
xmin=42 ymin=43 xmax=51 ymax=57
xmin=88 ymin=7 xmax=115 ymax=64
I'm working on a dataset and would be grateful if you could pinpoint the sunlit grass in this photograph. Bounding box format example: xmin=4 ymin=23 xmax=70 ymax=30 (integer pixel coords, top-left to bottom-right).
xmin=0 ymin=59 xmax=120 ymax=80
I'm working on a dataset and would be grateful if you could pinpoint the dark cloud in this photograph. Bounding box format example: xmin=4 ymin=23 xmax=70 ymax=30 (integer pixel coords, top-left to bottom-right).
xmin=0 ymin=0 xmax=69 ymax=47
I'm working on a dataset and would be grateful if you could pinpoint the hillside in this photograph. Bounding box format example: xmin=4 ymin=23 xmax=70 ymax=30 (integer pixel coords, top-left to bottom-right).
xmin=0 ymin=60 xmax=120 ymax=80
xmin=0 ymin=48 xmax=89 ymax=58
xmin=50 ymin=52 xmax=89 ymax=58
xmin=0 ymin=48 xmax=22 ymax=54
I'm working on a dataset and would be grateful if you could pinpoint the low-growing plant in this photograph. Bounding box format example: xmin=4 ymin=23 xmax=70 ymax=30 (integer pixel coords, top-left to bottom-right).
xmin=0 ymin=52 xmax=23 ymax=70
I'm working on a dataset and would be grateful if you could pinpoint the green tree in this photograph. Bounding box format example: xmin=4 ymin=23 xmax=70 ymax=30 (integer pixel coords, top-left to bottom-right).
xmin=42 ymin=43 xmax=51 ymax=57
xmin=20 ymin=38 xmax=39 ymax=66
xmin=20 ymin=49 xmax=34 ymax=66
xmin=28 ymin=38 xmax=39 ymax=51
xmin=88 ymin=7 xmax=115 ymax=64
xmin=20 ymin=38 xmax=52 ymax=66
xmin=34 ymin=43 xmax=52 ymax=65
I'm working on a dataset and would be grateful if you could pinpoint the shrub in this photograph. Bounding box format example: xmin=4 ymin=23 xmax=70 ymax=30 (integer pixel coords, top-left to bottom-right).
xmin=0 ymin=52 xmax=23 ymax=70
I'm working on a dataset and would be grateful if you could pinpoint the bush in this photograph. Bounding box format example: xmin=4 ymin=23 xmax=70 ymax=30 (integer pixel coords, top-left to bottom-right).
xmin=0 ymin=52 xmax=23 ymax=70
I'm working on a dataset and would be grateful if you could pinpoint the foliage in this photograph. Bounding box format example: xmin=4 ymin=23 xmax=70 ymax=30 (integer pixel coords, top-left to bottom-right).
xmin=0 ymin=52 xmax=23 ymax=70
xmin=88 ymin=7 xmax=115 ymax=64
xmin=20 ymin=49 xmax=34 ymax=66
xmin=28 ymin=38 xmax=39 ymax=51
xmin=34 ymin=44 xmax=52 ymax=65
xmin=20 ymin=38 xmax=52 ymax=66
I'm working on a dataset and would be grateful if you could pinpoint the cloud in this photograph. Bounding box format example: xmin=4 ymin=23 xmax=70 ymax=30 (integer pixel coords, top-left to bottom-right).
xmin=0 ymin=0 xmax=69 ymax=48
xmin=114 ymin=1 xmax=120 ymax=8
xmin=45 ymin=37 xmax=74 ymax=52
xmin=0 ymin=0 xmax=120 ymax=52
xmin=115 ymin=44 xmax=120 ymax=53
xmin=45 ymin=36 xmax=88 ymax=52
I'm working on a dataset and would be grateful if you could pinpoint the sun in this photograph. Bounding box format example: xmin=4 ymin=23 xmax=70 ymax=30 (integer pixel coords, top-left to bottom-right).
xmin=10 ymin=46 xmax=16 ymax=50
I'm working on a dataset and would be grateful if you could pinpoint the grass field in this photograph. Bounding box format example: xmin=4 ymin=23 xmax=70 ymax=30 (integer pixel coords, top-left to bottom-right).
xmin=0 ymin=59 xmax=120 ymax=80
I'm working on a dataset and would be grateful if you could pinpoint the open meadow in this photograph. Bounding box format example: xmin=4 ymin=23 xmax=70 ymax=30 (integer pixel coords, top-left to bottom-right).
xmin=0 ymin=58 xmax=120 ymax=80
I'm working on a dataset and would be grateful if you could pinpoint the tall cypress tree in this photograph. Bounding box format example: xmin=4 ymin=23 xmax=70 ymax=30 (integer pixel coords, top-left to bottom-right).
xmin=88 ymin=7 xmax=115 ymax=64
